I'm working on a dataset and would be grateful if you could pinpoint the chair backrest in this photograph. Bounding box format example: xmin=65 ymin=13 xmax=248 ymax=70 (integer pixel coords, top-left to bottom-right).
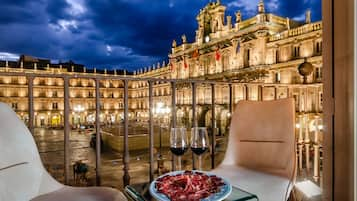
xmin=0 ymin=103 xmax=62 ymax=201
xmin=221 ymin=98 xmax=295 ymax=179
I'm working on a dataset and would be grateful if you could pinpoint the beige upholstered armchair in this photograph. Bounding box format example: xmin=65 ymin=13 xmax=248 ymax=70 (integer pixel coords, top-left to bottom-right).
xmin=212 ymin=98 xmax=296 ymax=201
xmin=0 ymin=102 xmax=126 ymax=201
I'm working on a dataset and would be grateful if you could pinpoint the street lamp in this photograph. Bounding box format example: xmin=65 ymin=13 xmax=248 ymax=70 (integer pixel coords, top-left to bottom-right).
xmin=154 ymin=102 xmax=171 ymax=160
xmin=74 ymin=105 xmax=85 ymax=127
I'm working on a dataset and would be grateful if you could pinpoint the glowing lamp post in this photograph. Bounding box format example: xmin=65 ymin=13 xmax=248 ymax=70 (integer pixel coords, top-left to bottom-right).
xmin=74 ymin=105 xmax=85 ymax=126
xmin=154 ymin=102 xmax=171 ymax=159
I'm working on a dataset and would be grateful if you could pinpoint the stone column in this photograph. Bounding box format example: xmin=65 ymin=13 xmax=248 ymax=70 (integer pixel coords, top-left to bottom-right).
xmin=305 ymin=115 xmax=311 ymax=171
xmin=313 ymin=116 xmax=320 ymax=182
xmin=304 ymin=88 xmax=308 ymax=112
xmin=315 ymin=87 xmax=320 ymax=112
xmin=298 ymin=115 xmax=304 ymax=170
xmin=298 ymin=88 xmax=303 ymax=112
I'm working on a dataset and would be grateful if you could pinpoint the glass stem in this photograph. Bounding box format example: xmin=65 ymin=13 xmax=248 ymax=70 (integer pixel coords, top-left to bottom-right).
xmin=178 ymin=156 xmax=182 ymax=170
xmin=198 ymin=155 xmax=202 ymax=170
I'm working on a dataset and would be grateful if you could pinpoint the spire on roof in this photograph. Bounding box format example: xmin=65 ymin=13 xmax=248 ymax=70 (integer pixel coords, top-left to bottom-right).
xmin=258 ymin=0 xmax=265 ymax=13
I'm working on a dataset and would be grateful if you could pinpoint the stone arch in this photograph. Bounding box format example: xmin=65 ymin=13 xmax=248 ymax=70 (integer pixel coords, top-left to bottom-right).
xmin=198 ymin=106 xmax=210 ymax=127
xmin=177 ymin=107 xmax=190 ymax=127
xmin=220 ymin=109 xmax=230 ymax=136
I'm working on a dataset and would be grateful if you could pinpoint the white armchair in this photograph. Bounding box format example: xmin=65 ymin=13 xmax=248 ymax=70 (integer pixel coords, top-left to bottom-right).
xmin=211 ymin=99 xmax=296 ymax=201
xmin=0 ymin=102 xmax=126 ymax=201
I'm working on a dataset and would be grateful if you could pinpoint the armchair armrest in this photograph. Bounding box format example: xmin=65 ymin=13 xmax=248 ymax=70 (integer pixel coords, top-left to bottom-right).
xmin=0 ymin=162 xmax=28 ymax=171
xmin=124 ymin=185 xmax=147 ymax=201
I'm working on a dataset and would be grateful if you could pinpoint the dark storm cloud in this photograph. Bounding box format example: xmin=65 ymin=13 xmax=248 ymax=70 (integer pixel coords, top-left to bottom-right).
xmin=0 ymin=0 xmax=321 ymax=71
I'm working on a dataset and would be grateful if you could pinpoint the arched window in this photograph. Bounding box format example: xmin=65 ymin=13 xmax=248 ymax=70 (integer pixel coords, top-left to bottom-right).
xmin=244 ymin=49 xmax=250 ymax=67
xmin=222 ymin=54 xmax=230 ymax=71
xmin=293 ymin=46 xmax=300 ymax=58
xmin=315 ymin=41 xmax=323 ymax=55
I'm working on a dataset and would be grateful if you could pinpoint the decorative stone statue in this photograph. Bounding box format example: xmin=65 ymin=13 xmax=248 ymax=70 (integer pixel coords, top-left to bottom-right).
xmin=258 ymin=0 xmax=265 ymax=13
xmin=172 ymin=40 xmax=177 ymax=48
xmin=305 ymin=9 xmax=311 ymax=24
xmin=235 ymin=11 xmax=242 ymax=23
xmin=181 ymin=34 xmax=187 ymax=44
xmin=286 ymin=17 xmax=290 ymax=29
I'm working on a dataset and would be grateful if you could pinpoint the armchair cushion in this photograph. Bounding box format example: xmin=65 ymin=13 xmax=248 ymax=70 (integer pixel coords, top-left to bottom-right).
xmin=0 ymin=162 xmax=42 ymax=201
xmin=31 ymin=186 xmax=127 ymax=201
xmin=211 ymin=165 xmax=293 ymax=201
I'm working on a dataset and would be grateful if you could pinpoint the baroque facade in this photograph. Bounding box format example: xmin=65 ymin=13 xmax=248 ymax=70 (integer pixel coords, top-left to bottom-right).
xmin=133 ymin=1 xmax=323 ymax=133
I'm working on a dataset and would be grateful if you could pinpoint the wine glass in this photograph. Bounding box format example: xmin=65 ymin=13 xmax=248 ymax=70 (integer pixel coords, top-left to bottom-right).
xmin=170 ymin=127 xmax=188 ymax=170
xmin=191 ymin=127 xmax=209 ymax=170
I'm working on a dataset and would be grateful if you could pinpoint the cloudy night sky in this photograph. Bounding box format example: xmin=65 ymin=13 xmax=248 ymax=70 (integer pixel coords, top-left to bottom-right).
xmin=0 ymin=0 xmax=321 ymax=71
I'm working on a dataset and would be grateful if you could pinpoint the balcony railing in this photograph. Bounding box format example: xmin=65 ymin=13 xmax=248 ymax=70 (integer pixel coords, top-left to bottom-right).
xmin=0 ymin=71 xmax=323 ymax=188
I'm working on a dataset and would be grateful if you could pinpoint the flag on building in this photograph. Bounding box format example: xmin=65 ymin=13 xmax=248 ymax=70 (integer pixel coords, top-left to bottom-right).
xmin=183 ymin=57 xmax=188 ymax=69
xmin=215 ymin=49 xmax=221 ymax=61
xmin=192 ymin=49 xmax=199 ymax=59
xmin=170 ymin=61 xmax=175 ymax=71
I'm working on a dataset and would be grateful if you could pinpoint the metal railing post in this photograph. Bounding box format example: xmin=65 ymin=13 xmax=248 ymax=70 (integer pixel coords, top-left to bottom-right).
xmin=191 ymin=82 xmax=197 ymax=170
xmin=63 ymin=76 xmax=70 ymax=185
xmin=258 ymin=85 xmax=263 ymax=101
xmin=229 ymin=84 xmax=233 ymax=114
xmin=95 ymin=78 xmax=101 ymax=186
xmin=171 ymin=81 xmax=177 ymax=171
xmin=273 ymin=87 xmax=277 ymax=100
xmin=27 ymin=76 xmax=34 ymax=134
xmin=123 ymin=80 xmax=130 ymax=186
xmin=148 ymin=81 xmax=154 ymax=182
xmin=287 ymin=87 xmax=290 ymax=98
xmin=211 ymin=84 xmax=216 ymax=169
xmin=192 ymin=82 xmax=197 ymax=127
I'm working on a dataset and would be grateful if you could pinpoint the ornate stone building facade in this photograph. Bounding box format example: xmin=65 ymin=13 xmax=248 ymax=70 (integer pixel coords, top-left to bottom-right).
xmin=132 ymin=1 xmax=323 ymax=133
xmin=0 ymin=0 xmax=323 ymax=130
xmin=0 ymin=0 xmax=322 ymax=177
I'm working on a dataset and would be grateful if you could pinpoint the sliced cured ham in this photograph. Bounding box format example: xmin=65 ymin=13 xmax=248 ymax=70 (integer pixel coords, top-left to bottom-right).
xmin=155 ymin=171 xmax=225 ymax=201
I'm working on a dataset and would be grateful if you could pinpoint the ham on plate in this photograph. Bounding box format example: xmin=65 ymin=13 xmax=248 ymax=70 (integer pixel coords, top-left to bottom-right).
xmin=155 ymin=171 xmax=225 ymax=201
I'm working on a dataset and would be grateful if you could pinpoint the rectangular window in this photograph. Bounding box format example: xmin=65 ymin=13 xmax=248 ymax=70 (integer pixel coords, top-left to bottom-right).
xmin=275 ymin=72 xmax=281 ymax=83
xmin=316 ymin=41 xmax=323 ymax=55
xmin=52 ymin=102 xmax=58 ymax=110
xmin=293 ymin=46 xmax=300 ymax=58
xmin=276 ymin=49 xmax=280 ymax=63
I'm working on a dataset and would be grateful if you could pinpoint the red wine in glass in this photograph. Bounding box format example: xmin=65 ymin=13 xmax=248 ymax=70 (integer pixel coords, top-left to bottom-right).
xmin=191 ymin=127 xmax=209 ymax=170
xmin=191 ymin=147 xmax=208 ymax=155
xmin=170 ymin=128 xmax=188 ymax=170
xmin=170 ymin=147 xmax=188 ymax=156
